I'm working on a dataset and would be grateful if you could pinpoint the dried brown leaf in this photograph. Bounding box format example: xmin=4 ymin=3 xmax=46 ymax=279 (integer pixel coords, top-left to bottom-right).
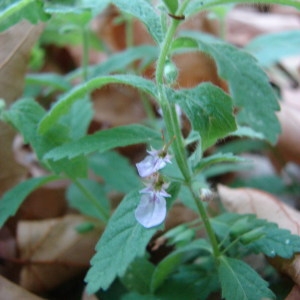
xmin=275 ymin=98 xmax=300 ymax=166
xmin=0 ymin=274 xmax=44 ymax=300
xmin=17 ymin=215 xmax=104 ymax=293
xmin=0 ymin=21 xmax=43 ymax=196
xmin=285 ymin=285 xmax=300 ymax=300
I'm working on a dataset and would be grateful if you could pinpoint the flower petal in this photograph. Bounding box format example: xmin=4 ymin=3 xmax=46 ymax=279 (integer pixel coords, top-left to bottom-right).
xmin=135 ymin=194 xmax=166 ymax=228
xmin=136 ymin=155 xmax=156 ymax=177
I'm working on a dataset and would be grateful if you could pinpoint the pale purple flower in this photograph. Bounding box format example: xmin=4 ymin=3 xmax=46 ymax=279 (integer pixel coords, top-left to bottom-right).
xmin=135 ymin=187 xmax=170 ymax=228
xmin=136 ymin=148 xmax=172 ymax=178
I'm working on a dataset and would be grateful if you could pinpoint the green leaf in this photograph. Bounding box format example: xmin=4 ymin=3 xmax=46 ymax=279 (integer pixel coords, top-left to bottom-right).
xmin=170 ymin=37 xmax=199 ymax=53
xmin=185 ymin=0 xmax=300 ymax=16
xmin=213 ymin=213 xmax=300 ymax=259
xmin=162 ymin=0 xmax=178 ymax=14
xmin=150 ymin=239 xmax=212 ymax=292
xmin=157 ymin=263 xmax=219 ymax=300
xmin=26 ymin=73 xmax=72 ymax=92
xmin=38 ymin=75 xmax=157 ymax=134
xmin=247 ymin=222 xmax=300 ymax=259
xmin=3 ymin=98 xmax=88 ymax=178
xmin=0 ymin=0 xmax=49 ymax=32
xmin=85 ymin=190 xmax=157 ymax=293
xmin=246 ymin=30 xmax=300 ymax=67
xmin=181 ymin=31 xmax=280 ymax=144
xmin=218 ymin=256 xmax=275 ymax=300
xmin=193 ymin=152 xmax=246 ymax=173
xmin=0 ymin=175 xmax=58 ymax=227
xmin=111 ymin=0 xmax=163 ymax=44
xmin=66 ymin=179 xmax=110 ymax=221
xmin=86 ymin=45 xmax=158 ymax=79
xmin=44 ymin=124 xmax=160 ymax=160
xmin=60 ymin=97 xmax=93 ymax=140
xmin=89 ymin=152 xmax=140 ymax=194
xmin=121 ymin=256 xmax=155 ymax=294
xmin=171 ymin=83 xmax=237 ymax=150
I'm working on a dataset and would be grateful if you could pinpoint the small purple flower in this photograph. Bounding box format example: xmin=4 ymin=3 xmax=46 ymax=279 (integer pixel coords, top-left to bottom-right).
xmin=136 ymin=148 xmax=172 ymax=178
xmin=135 ymin=187 xmax=170 ymax=228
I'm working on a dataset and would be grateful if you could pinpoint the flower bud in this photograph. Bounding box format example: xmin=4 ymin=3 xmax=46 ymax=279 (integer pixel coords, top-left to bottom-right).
xmin=163 ymin=60 xmax=178 ymax=84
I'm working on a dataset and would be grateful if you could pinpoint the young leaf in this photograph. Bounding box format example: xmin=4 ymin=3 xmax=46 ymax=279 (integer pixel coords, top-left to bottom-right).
xmin=218 ymin=256 xmax=275 ymax=300
xmin=38 ymin=75 xmax=157 ymax=134
xmin=85 ymin=190 xmax=157 ymax=293
xmin=0 ymin=0 xmax=49 ymax=32
xmin=66 ymin=179 xmax=109 ymax=221
xmin=25 ymin=73 xmax=71 ymax=92
xmin=193 ymin=152 xmax=246 ymax=174
xmin=181 ymin=31 xmax=280 ymax=144
xmin=89 ymin=151 xmax=141 ymax=194
xmin=171 ymin=82 xmax=237 ymax=150
xmin=111 ymin=0 xmax=163 ymax=44
xmin=44 ymin=124 xmax=160 ymax=161
xmin=0 ymin=175 xmax=58 ymax=227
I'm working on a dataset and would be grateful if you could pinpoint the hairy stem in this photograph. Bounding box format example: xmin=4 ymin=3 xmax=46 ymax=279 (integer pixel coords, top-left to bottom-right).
xmin=155 ymin=0 xmax=220 ymax=258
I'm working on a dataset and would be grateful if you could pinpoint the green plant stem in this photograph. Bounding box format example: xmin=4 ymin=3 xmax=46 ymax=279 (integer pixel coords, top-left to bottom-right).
xmin=82 ymin=26 xmax=89 ymax=81
xmin=73 ymin=179 xmax=110 ymax=222
xmin=155 ymin=0 xmax=220 ymax=258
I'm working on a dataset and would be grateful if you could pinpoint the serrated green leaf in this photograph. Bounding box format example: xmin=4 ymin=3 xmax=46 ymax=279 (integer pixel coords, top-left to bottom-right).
xmin=151 ymin=239 xmax=212 ymax=292
xmin=38 ymin=75 xmax=157 ymax=134
xmin=111 ymin=0 xmax=163 ymax=44
xmin=171 ymin=82 xmax=237 ymax=150
xmin=66 ymin=179 xmax=110 ymax=221
xmin=85 ymin=190 xmax=157 ymax=293
xmin=89 ymin=152 xmax=140 ymax=194
xmin=246 ymin=30 xmax=300 ymax=67
xmin=193 ymin=152 xmax=246 ymax=173
xmin=248 ymin=223 xmax=300 ymax=259
xmin=181 ymin=31 xmax=280 ymax=144
xmin=0 ymin=0 xmax=49 ymax=32
xmin=0 ymin=175 xmax=58 ymax=227
xmin=44 ymin=124 xmax=160 ymax=161
xmin=185 ymin=0 xmax=300 ymax=16
xmin=218 ymin=256 xmax=275 ymax=300
xmin=121 ymin=256 xmax=155 ymax=294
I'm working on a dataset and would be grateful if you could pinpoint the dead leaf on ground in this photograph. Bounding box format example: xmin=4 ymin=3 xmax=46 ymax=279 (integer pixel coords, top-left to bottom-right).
xmin=273 ymin=98 xmax=300 ymax=167
xmin=285 ymin=285 xmax=300 ymax=300
xmin=17 ymin=214 xmax=104 ymax=294
xmin=0 ymin=21 xmax=44 ymax=197
xmin=218 ymin=185 xmax=300 ymax=234
xmin=0 ymin=274 xmax=45 ymax=300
